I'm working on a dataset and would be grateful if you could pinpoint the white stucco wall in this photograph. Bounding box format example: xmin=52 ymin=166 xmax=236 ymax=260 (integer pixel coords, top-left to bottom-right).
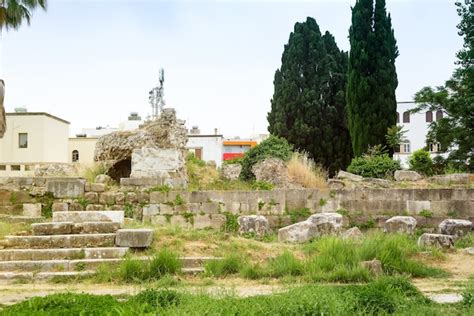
xmin=68 ymin=137 xmax=98 ymax=165
xmin=0 ymin=113 xmax=69 ymax=163
xmin=186 ymin=135 xmax=223 ymax=167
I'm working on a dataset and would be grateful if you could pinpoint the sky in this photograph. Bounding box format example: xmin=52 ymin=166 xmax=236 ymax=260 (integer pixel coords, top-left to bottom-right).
xmin=2 ymin=0 xmax=463 ymax=137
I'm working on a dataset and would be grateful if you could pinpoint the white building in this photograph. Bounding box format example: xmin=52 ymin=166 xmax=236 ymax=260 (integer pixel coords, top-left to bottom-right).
xmin=395 ymin=102 xmax=446 ymax=168
xmin=186 ymin=126 xmax=224 ymax=167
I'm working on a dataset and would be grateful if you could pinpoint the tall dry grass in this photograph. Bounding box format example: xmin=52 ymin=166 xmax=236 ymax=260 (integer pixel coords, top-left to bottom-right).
xmin=287 ymin=152 xmax=327 ymax=189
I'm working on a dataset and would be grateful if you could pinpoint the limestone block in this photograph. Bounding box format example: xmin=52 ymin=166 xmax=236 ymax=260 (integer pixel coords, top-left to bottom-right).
xmin=252 ymin=158 xmax=293 ymax=188
xmin=46 ymin=178 xmax=85 ymax=198
xmin=115 ymin=192 xmax=125 ymax=205
xmin=142 ymin=204 xmax=160 ymax=218
xmin=307 ymin=212 xmax=343 ymax=236
xmin=137 ymin=191 xmax=150 ymax=204
xmin=199 ymin=202 xmax=220 ymax=214
xmin=407 ymin=200 xmax=431 ymax=214
xmin=394 ymin=170 xmax=422 ymax=181
xmin=328 ymin=179 xmax=345 ymax=190
xmin=336 ymin=171 xmax=363 ymax=182
xmin=417 ymin=233 xmax=454 ymax=249
xmin=430 ymin=173 xmax=470 ymax=185
xmin=23 ymin=203 xmax=42 ymax=218
xmin=149 ymin=191 xmax=168 ymax=204
xmin=125 ymin=192 xmax=138 ymax=203
xmin=91 ymin=183 xmax=106 ymax=192
xmin=84 ymin=192 xmax=99 ymax=204
xmin=130 ymin=147 xmax=185 ymax=178
xmin=52 ymin=202 xmax=68 ymax=212
xmin=73 ymin=222 xmax=120 ymax=234
xmin=170 ymin=215 xmax=192 ymax=229
xmin=95 ymin=174 xmax=113 ymax=184
xmin=116 ymin=229 xmax=154 ymax=248
xmin=99 ymin=192 xmax=115 ymax=205
xmin=32 ymin=222 xmax=73 ymax=235
xmin=159 ymin=204 xmax=175 ymax=214
xmin=438 ymin=219 xmax=472 ymax=238
xmin=278 ymin=221 xmax=318 ymax=243
xmin=361 ymin=259 xmax=383 ymax=275
xmin=465 ymin=247 xmax=474 ymax=255
xmin=86 ymin=204 xmax=105 ymax=211
xmin=69 ymin=202 xmax=84 ymax=211
xmin=238 ymin=215 xmax=270 ymax=236
xmin=194 ymin=214 xmax=226 ymax=229
xmin=221 ymin=164 xmax=242 ymax=181
xmin=52 ymin=211 xmax=124 ymax=224
xmin=342 ymin=227 xmax=364 ymax=240
xmin=384 ymin=216 xmax=417 ymax=234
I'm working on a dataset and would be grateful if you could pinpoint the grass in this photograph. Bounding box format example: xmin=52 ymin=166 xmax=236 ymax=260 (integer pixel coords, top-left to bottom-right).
xmin=2 ymin=277 xmax=473 ymax=315
xmin=79 ymin=163 xmax=108 ymax=184
xmin=0 ymin=222 xmax=30 ymax=239
xmin=287 ymin=151 xmax=328 ymax=189
xmin=454 ymin=232 xmax=473 ymax=249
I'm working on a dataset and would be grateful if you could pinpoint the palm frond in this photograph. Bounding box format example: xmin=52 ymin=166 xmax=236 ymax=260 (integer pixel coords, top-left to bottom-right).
xmin=0 ymin=0 xmax=46 ymax=30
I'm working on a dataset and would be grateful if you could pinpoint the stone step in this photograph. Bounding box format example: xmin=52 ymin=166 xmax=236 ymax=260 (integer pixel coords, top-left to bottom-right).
xmin=52 ymin=211 xmax=124 ymax=224
xmin=0 ymin=258 xmax=124 ymax=272
xmin=32 ymin=222 xmax=120 ymax=235
xmin=180 ymin=256 xmax=222 ymax=269
xmin=0 ymin=271 xmax=95 ymax=282
xmin=3 ymin=234 xmax=116 ymax=249
xmin=0 ymin=216 xmax=47 ymax=224
xmin=0 ymin=247 xmax=129 ymax=261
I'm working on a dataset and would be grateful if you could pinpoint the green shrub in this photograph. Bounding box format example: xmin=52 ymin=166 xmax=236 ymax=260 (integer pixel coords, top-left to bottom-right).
xmin=186 ymin=152 xmax=206 ymax=167
xmin=251 ymin=181 xmax=274 ymax=191
xmin=454 ymin=233 xmax=473 ymax=249
xmin=222 ymin=156 xmax=243 ymax=165
xmin=240 ymin=135 xmax=293 ymax=181
xmin=268 ymin=251 xmax=303 ymax=277
xmin=222 ymin=212 xmax=239 ymax=233
xmin=119 ymin=258 xmax=147 ymax=282
xmin=409 ymin=149 xmax=434 ymax=176
xmin=347 ymin=154 xmax=400 ymax=178
xmin=419 ymin=209 xmax=433 ymax=218
xmin=286 ymin=207 xmax=311 ymax=223
xmin=148 ymin=249 xmax=182 ymax=279
xmin=432 ymin=155 xmax=447 ymax=174
xmin=130 ymin=289 xmax=181 ymax=310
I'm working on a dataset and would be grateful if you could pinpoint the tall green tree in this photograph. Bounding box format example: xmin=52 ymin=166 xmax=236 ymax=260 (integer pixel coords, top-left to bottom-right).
xmin=0 ymin=0 xmax=47 ymax=138
xmin=267 ymin=17 xmax=352 ymax=175
xmin=347 ymin=0 xmax=398 ymax=157
xmin=412 ymin=1 xmax=473 ymax=171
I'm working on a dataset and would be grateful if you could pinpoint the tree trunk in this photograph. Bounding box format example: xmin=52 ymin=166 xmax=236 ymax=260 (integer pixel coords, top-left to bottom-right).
xmin=0 ymin=28 xmax=5 ymax=138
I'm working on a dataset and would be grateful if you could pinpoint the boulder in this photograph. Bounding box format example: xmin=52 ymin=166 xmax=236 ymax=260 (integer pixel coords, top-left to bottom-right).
xmin=438 ymin=219 xmax=472 ymax=238
xmin=336 ymin=171 xmax=363 ymax=182
xmin=361 ymin=259 xmax=383 ymax=275
xmin=115 ymin=229 xmax=154 ymax=248
xmin=34 ymin=164 xmax=78 ymax=177
xmin=278 ymin=221 xmax=318 ymax=243
xmin=327 ymin=179 xmax=345 ymax=190
xmin=238 ymin=215 xmax=270 ymax=236
xmin=95 ymin=174 xmax=113 ymax=184
xmin=430 ymin=173 xmax=470 ymax=185
xmin=307 ymin=212 xmax=343 ymax=235
xmin=342 ymin=227 xmax=364 ymax=241
xmin=222 ymin=164 xmax=242 ymax=181
xmin=394 ymin=170 xmax=422 ymax=181
xmin=252 ymin=158 xmax=294 ymax=188
xmin=384 ymin=216 xmax=417 ymax=234
xmin=417 ymin=233 xmax=454 ymax=249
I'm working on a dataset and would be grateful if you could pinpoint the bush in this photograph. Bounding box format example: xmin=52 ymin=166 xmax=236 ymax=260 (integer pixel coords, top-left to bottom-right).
xmin=205 ymin=254 xmax=243 ymax=277
xmin=347 ymin=154 xmax=400 ymax=178
xmin=147 ymin=249 xmax=182 ymax=279
xmin=268 ymin=251 xmax=303 ymax=277
xmin=409 ymin=149 xmax=434 ymax=176
xmin=240 ymin=135 xmax=293 ymax=181
xmin=287 ymin=152 xmax=327 ymax=189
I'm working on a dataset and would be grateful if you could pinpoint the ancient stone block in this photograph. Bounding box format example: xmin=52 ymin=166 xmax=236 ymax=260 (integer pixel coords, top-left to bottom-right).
xmin=384 ymin=216 xmax=417 ymax=234
xmin=52 ymin=202 xmax=68 ymax=212
xmin=238 ymin=215 xmax=270 ymax=236
xmin=417 ymin=233 xmax=454 ymax=249
xmin=91 ymin=183 xmax=106 ymax=192
xmin=407 ymin=200 xmax=431 ymax=214
xmin=252 ymin=158 xmax=294 ymax=188
xmin=69 ymin=202 xmax=84 ymax=211
xmin=221 ymin=164 xmax=242 ymax=181
xmin=84 ymin=192 xmax=99 ymax=204
xmin=342 ymin=227 xmax=364 ymax=240
xmin=115 ymin=192 xmax=125 ymax=205
xmin=22 ymin=203 xmax=42 ymax=218
xmin=52 ymin=211 xmax=124 ymax=224
xmin=149 ymin=191 xmax=168 ymax=204
xmin=115 ymin=229 xmax=154 ymax=248
xmin=361 ymin=259 xmax=383 ymax=275
xmin=95 ymin=174 xmax=113 ymax=184
xmin=130 ymin=147 xmax=185 ymax=178
xmin=86 ymin=204 xmax=105 ymax=211
xmin=125 ymin=192 xmax=138 ymax=203
xmin=438 ymin=219 xmax=472 ymax=238
xmin=394 ymin=170 xmax=422 ymax=181
xmin=278 ymin=221 xmax=318 ymax=243
xmin=336 ymin=171 xmax=363 ymax=182
xmin=307 ymin=212 xmax=343 ymax=235
xmin=99 ymin=192 xmax=115 ymax=205
xmin=430 ymin=173 xmax=470 ymax=185
xmin=199 ymin=202 xmax=219 ymax=214
xmin=194 ymin=214 xmax=226 ymax=229
xmin=46 ymin=178 xmax=85 ymax=198
xmin=32 ymin=222 xmax=73 ymax=235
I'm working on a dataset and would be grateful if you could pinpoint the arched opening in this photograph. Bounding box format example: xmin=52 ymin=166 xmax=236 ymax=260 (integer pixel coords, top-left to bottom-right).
xmin=72 ymin=150 xmax=79 ymax=162
xmin=403 ymin=111 xmax=410 ymax=123
xmin=436 ymin=110 xmax=443 ymax=121
xmin=106 ymin=158 xmax=131 ymax=182
xmin=425 ymin=111 xmax=433 ymax=122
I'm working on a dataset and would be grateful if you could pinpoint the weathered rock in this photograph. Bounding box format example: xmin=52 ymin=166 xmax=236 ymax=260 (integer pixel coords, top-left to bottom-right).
xmin=95 ymin=174 xmax=112 ymax=184
xmin=34 ymin=164 xmax=78 ymax=177
xmin=91 ymin=183 xmax=106 ymax=192
xmin=222 ymin=164 xmax=242 ymax=181
xmin=252 ymin=158 xmax=294 ymax=188
xmin=464 ymin=247 xmax=474 ymax=255
xmin=438 ymin=219 xmax=472 ymax=238
xmin=361 ymin=259 xmax=383 ymax=275
xmin=52 ymin=211 xmax=124 ymax=224
xmin=307 ymin=212 xmax=343 ymax=235
xmin=417 ymin=233 xmax=454 ymax=249
xmin=238 ymin=215 xmax=270 ymax=236
xmin=430 ymin=173 xmax=470 ymax=185
xmin=52 ymin=202 xmax=68 ymax=212
xmin=130 ymin=147 xmax=186 ymax=178
xmin=72 ymin=222 xmax=120 ymax=234
xmin=394 ymin=170 xmax=422 ymax=181
xmin=336 ymin=171 xmax=363 ymax=182
xmin=32 ymin=222 xmax=73 ymax=235
xmin=362 ymin=178 xmax=392 ymax=188
xmin=84 ymin=192 xmax=98 ymax=204
xmin=115 ymin=229 xmax=154 ymax=248
xmin=23 ymin=203 xmax=42 ymax=218
xmin=327 ymin=179 xmax=345 ymax=190
xmin=46 ymin=178 xmax=85 ymax=198
xmin=384 ymin=216 xmax=417 ymax=234
xmin=342 ymin=227 xmax=364 ymax=240
xmin=278 ymin=221 xmax=318 ymax=243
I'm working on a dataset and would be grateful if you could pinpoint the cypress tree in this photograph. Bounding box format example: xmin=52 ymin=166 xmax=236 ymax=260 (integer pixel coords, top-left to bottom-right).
xmin=347 ymin=0 xmax=398 ymax=157
xmin=267 ymin=17 xmax=352 ymax=175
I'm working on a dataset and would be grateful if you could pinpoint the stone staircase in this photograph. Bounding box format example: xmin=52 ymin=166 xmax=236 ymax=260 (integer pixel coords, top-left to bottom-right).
xmin=0 ymin=210 xmax=217 ymax=282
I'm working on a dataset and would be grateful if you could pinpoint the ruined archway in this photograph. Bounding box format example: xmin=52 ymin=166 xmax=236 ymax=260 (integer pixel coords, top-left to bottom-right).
xmin=106 ymin=159 xmax=131 ymax=182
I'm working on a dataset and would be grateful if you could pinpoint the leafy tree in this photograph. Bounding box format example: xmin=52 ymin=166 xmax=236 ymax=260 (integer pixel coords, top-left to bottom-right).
xmin=347 ymin=0 xmax=399 ymax=157
xmin=411 ymin=1 xmax=473 ymax=171
xmin=409 ymin=149 xmax=433 ymax=176
xmin=267 ymin=17 xmax=352 ymax=176
xmin=385 ymin=125 xmax=407 ymax=152
xmin=0 ymin=0 xmax=47 ymax=138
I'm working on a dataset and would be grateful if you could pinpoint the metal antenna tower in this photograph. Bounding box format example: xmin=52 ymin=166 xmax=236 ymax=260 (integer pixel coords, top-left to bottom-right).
xmin=148 ymin=68 xmax=166 ymax=120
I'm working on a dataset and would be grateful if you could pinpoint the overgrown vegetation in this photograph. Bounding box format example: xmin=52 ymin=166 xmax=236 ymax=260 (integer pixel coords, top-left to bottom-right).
xmin=409 ymin=149 xmax=434 ymax=176
xmin=347 ymin=147 xmax=400 ymax=178
xmin=287 ymin=152 xmax=327 ymax=189
xmin=80 ymin=163 xmax=108 ymax=184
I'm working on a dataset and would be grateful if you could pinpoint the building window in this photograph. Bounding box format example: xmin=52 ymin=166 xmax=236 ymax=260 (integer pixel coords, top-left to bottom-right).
xmin=72 ymin=150 xmax=79 ymax=162
xmin=11 ymin=165 xmax=21 ymax=171
xmin=396 ymin=112 xmax=400 ymax=123
xmin=0 ymin=165 xmax=5 ymax=171
xmin=436 ymin=110 xmax=443 ymax=121
xmin=394 ymin=145 xmax=400 ymax=153
xmin=425 ymin=111 xmax=433 ymax=122
xmin=401 ymin=142 xmax=411 ymax=153
xmin=18 ymin=133 xmax=28 ymax=148
xmin=403 ymin=111 xmax=410 ymax=123
xmin=429 ymin=143 xmax=441 ymax=153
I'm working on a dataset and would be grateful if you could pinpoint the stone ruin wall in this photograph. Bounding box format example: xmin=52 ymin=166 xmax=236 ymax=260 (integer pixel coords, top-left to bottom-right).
xmin=0 ymin=177 xmax=472 ymax=231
